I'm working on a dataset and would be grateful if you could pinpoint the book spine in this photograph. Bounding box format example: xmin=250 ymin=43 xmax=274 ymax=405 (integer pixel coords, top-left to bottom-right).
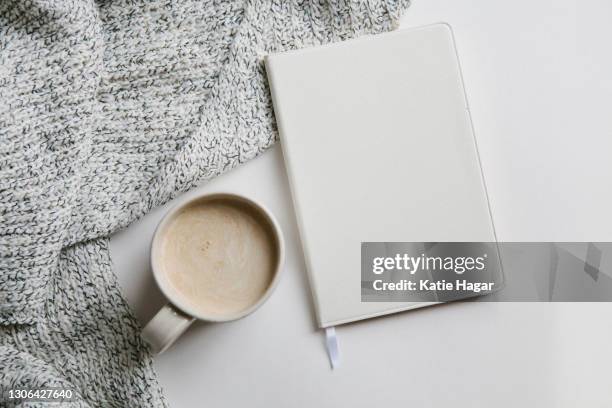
xmin=264 ymin=56 xmax=326 ymax=327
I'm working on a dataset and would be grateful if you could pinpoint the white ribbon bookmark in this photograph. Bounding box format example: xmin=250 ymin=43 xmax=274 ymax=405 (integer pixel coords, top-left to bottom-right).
xmin=325 ymin=327 xmax=340 ymax=369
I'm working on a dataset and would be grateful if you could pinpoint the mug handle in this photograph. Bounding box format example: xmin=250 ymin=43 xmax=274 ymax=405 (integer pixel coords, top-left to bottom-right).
xmin=141 ymin=303 xmax=195 ymax=354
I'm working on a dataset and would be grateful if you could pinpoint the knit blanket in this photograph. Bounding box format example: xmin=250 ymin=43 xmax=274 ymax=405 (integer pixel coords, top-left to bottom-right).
xmin=0 ymin=1 xmax=408 ymax=406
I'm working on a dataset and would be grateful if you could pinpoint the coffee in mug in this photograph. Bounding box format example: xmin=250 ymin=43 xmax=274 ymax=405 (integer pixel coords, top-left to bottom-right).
xmin=142 ymin=193 xmax=284 ymax=354
xmin=159 ymin=198 xmax=279 ymax=318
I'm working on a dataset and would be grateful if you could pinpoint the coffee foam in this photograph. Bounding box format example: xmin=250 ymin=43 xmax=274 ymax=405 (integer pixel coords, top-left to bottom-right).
xmin=159 ymin=198 xmax=278 ymax=318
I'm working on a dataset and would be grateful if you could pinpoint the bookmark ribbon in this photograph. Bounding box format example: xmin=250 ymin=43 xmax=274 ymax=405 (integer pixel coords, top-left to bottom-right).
xmin=325 ymin=327 xmax=340 ymax=369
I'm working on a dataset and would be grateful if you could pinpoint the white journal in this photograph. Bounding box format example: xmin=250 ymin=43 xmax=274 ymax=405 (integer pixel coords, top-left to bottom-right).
xmin=265 ymin=24 xmax=496 ymax=327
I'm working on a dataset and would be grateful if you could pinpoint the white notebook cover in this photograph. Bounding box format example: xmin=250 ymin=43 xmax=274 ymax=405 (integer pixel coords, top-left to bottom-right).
xmin=265 ymin=24 xmax=496 ymax=327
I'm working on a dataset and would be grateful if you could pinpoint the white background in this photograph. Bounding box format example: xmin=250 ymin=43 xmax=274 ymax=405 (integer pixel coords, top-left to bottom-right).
xmin=110 ymin=1 xmax=612 ymax=407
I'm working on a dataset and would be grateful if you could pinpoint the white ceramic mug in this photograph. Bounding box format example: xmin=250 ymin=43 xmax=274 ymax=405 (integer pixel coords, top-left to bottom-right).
xmin=141 ymin=192 xmax=285 ymax=354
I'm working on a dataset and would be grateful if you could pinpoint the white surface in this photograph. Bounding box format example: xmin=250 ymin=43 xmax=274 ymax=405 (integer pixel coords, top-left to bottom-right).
xmin=266 ymin=24 xmax=496 ymax=327
xmin=110 ymin=1 xmax=612 ymax=407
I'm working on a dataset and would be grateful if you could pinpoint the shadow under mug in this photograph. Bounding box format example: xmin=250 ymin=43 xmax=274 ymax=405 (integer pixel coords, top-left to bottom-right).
xmin=141 ymin=192 xmax=285 ymax=354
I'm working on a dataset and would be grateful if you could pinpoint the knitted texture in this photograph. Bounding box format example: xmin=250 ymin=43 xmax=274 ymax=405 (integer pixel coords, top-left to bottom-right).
xmin=0 ymin=0 xmax=409 ymax=406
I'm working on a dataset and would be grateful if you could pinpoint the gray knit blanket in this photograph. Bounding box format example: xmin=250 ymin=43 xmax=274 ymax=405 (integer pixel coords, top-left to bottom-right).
xmin=0 ymin=1 xmax=408 ymax=406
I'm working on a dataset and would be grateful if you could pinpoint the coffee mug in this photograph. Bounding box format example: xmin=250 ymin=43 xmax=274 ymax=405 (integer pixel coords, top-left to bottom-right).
xmin=142 ymin=192 xmax=285 ymax=354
